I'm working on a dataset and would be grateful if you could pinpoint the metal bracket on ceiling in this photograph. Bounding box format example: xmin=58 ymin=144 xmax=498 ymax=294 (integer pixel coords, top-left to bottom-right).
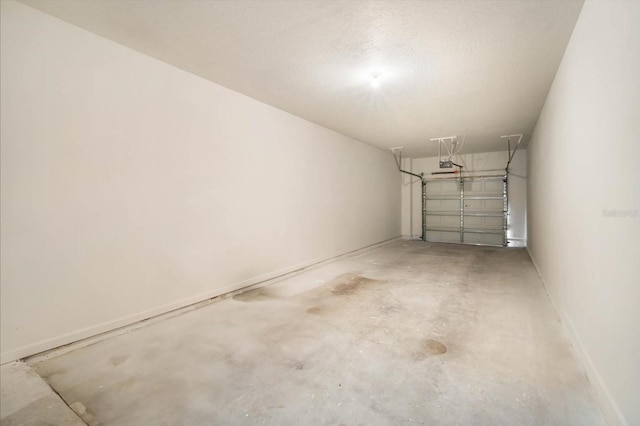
xmin=389 ymin=146 xmax=404 ymax=170
xmin=389 ymin=146 xmax=423 ymax=180
xmin=501 ymin=134 xmax=523 ymax=171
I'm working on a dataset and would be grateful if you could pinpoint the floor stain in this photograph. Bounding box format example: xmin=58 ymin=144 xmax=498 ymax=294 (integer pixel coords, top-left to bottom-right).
xmin=109 ymin=356 xmax=128 ymax=367
xmin=306 ymin=306 xmax=324 ymax=315
xmin=424 ymin=339 xmax=447 ymax=355
xmin=117 ymin=378 xmax=136 ymax=390
xmin=287 ymin=361 xmax=304 ymax=370
xmin=330 ymin=273 xmax=376 ymax=296
xmin=69 ymin=402 xmax=98 ymax=426
xmin=42 ymin=366 xmax=67 ymax=378
xmin=413 ymin=339 xmax=447 ymax=361
xmin=378 ymin=303 xmax=401 ymax=316
xmin=233 ymin=288 xmax=278 ymax=302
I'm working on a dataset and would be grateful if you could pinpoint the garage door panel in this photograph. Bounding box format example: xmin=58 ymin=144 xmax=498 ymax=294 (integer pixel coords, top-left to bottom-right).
xmin=464 ymin=216 xmax=503 ymax=229
xmin=426 ymin=215 xmax=459 ymax=228
xmin=426 ymin=230 xmax=460 ymax=243
xmin=463 ymin=232 xmax=504 ymax=246
xmin=463 ymin=199 xmax=482 ymax=210
xmin=426 ymin=199 xmax=459 ymax=211
xmin=484 ymin=180 xmax=504 ymax=193
xmin=464 ymin=181 xmax=482 ymax=193
xmin=483 ymin=199 xmax=504 ymax=211
xmin=427 ymin=180 xmax=458 ymax=194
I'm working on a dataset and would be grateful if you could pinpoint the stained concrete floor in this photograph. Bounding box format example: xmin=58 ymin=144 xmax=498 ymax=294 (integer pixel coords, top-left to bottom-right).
xmin=2 ymin=241 xmax=605 ymax=425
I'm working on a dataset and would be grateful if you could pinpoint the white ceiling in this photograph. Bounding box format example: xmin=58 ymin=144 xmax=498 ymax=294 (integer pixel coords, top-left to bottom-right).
xmin=20 ymin=0 xmax=584 ymax=157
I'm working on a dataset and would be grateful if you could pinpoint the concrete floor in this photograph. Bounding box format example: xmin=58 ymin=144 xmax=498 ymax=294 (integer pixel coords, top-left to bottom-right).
xmin=1 ymin=241 xmax=605 ymax=425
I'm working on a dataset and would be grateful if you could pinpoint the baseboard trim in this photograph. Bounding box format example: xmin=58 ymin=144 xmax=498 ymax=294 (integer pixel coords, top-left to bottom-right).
xmin=3 ymin=236 xmax=402 ymax=365
xmin=526 ymin=247 xmax=627 ymax=426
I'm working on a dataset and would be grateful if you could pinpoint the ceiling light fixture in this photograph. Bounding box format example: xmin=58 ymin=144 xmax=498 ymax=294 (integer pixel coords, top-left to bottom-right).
xmin=371 ymin=72 xmax=382 ymax=88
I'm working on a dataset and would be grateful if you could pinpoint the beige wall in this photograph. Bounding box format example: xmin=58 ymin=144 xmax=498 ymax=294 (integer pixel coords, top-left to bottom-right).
xmin=401 ymin=150 xmax=527 ymax=246
xmin=0 ymin=1 xmax=401 ymax=363
xmin=527 ymin=1 xmax=640 ymax=425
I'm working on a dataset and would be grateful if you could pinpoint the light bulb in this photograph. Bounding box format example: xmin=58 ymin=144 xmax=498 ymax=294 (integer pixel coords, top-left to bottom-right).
xmin=371 ymin=72 xmax=382 ymax=88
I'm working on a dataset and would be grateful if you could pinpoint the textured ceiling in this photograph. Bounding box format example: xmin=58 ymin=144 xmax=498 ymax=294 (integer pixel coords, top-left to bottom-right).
xmin=20 ymin=0 xmax=583 ymax=157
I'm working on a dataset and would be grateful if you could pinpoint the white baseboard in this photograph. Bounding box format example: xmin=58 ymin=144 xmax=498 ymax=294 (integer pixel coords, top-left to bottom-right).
xmin=3 ymin=236 xmax=402 ymax=365
xmin=526 ymin=247 xmax=627 ymax=426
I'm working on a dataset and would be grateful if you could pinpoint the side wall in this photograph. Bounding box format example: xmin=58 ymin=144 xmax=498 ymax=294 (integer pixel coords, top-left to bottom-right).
xmin=0 ymin=1 xmax=401 ymax=363
xmin=527 ymin=2 xmax=640 ymax=425
xmin=401 ymin=150 xmax=527 ymax=246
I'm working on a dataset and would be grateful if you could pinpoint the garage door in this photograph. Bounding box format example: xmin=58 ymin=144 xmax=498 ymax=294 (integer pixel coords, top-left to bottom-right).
xmin=424 ymin=175 xmax=507 ymax=246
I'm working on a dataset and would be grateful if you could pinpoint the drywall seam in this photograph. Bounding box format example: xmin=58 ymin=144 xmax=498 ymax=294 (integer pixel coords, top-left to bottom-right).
xmin=526 ymin=247 xmax=627 ymax=426
xmin=4 ymin=236 xmax=402 ymax=365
